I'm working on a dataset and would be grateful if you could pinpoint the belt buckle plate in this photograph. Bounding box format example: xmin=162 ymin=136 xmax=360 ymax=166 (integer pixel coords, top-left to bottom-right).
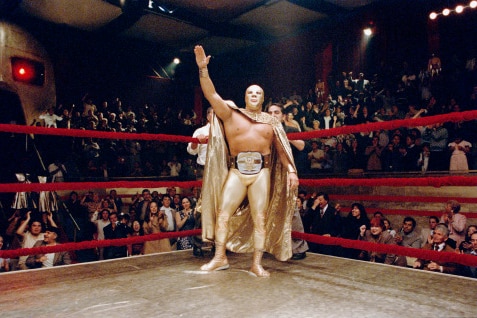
xmin=236 ymin=152 xmax=262 ymax=175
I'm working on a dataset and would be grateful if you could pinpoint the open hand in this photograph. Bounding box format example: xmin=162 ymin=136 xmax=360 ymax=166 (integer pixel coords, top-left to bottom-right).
xmin=194 ymin=45 xmax=211 ymax=69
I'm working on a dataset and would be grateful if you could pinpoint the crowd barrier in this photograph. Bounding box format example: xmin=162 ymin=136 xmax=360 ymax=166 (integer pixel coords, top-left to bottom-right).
xmin=1 ymin=230 xmax=476 ymax=267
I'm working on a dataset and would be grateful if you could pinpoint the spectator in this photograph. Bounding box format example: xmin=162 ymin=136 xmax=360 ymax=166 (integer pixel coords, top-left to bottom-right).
xmin=26 ymin=227 xmax=71 ymax=268
xmin=160 ymin=195 xmax=177 ymax=247
xmin=460 ymin=232 xmax=477 ymax=278
xmin=167 ymin=155 xmax=182 ymax=177
xmin=103 ymin=212 xmax=131 ymax=259
xmin=417 ymin=142 xmax=432 ymax=173
xmin=304 ymin=192 xmax=342 ymax=255
xmin=458 ymin=225 xmax=477 ymax=253
xmin=16 ymin=211 xmax=57 ymax=270
xmin=130 ymin=220 xmax=144 ymax=255
xmin=422 ymin=123 xmax=448 ymax=171
xmin=90 ymin=209 xmax=110 ymax=260
xmin=358 ymin=217 xmax=406 ymax=266
xmin=404 ymin=134 xmax=421 ymax=171
xmin=133 ymin=189 xmax=152 ymax=222
xmin=109 ymin=189 xmax=123 ymax=213
xmin=395 ymin=217 xmax=422 ymax=248
xmin=0 ymin=235 xmax=10 ymax=272
xmin=347 ymin=139 xmax=365 ymax=171
xmin=175 ymin=197 xmax=196 ymax=250
xmin=420 ymin=216 xmax=439 ymax=248
xmin=333 ymin=142 xmax=349 ymax=174
xmin=440 ymin=200 xmax=466 ymax=248
xmin=413 ymin=224 xmax=458 ymax=274
xmin=308 ymin=140 xmax=325 ymax=172
xmin=448 ymin=134 xmax=472 ymax=172
xmin=39 ymin=107 xmax=63 ymax=128
xmin=383 ymin=218 xmax=396 ymax=237
xmin=171 ymin=194 xmax=182 ymax=211
xmin=364 ymin=136 xmax=383 ymax=171
xmin=81 ymin=191 xmax=102 ymax=219
xmin=381 ymin=142 xmax=395 ymax=172
xmin=394 ymin=216 xmax=422 ymax=266
xmin=341 ymin=203 xmax=370 ymax=259
xmin=142 ymin=201 xmax=171 ymax=254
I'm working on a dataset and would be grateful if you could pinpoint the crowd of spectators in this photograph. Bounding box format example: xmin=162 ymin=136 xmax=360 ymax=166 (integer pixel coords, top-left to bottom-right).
xmin=30 ymin=53 xmax=477 ymax=183
xmin=298 ymin=192 xmax=476 ymax=278
xmin=262 ymin=57 xmax=477 ymax=175
xmin=34 ymin=93 xmax=204 ymax=182
xmin=0 ymin=186 xmax=203 ymax=270
xmin=1 ymin=186 xmax=476 ymax=280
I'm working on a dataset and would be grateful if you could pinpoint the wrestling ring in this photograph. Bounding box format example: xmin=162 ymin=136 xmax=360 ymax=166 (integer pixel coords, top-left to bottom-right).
xmin=1 ymin=111 xmax=477 ymax=317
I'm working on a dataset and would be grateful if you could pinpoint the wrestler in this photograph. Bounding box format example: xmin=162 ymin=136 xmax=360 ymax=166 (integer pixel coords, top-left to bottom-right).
xmin=194 ymin=45 xmax=299 ymax=277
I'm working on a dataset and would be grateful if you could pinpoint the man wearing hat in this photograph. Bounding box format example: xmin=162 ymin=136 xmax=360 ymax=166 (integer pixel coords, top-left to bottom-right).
xmin=26 ymin=227 xmax=71 ymax=268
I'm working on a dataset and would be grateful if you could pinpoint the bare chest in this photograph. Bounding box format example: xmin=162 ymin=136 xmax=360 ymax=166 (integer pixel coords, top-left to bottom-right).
xmin=224 ymin=113 xmax=274 ymax=154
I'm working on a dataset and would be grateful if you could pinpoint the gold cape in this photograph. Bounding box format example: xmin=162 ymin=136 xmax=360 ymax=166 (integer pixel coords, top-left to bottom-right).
xmin=199 ymin=103 xmax=297 ymax=261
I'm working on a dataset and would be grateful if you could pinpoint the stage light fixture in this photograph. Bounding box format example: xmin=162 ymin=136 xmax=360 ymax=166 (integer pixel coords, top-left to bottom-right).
xmin=363 ymin=28 xmax=372 ymax=36
xmin=11 ymin=57 xmax=45 ymax=86
xmin=173 ymin=58 xmax=180 ymax=64
xmin=429 ymin=1 xmax=477 ymax=19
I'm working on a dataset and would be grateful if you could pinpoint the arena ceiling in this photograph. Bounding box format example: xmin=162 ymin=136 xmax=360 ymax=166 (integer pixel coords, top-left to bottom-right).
xmin=8 ymin=0 xmax=383 ymax=56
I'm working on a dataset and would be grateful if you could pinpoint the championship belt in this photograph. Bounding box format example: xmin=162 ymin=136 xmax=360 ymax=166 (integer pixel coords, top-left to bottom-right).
xmin=235 ymin=152 xmax=263 ymax=175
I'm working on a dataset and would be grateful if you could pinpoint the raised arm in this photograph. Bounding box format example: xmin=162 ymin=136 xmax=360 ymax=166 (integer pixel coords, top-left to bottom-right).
xmin=194 ymin=45 xmax=232 ymax=121
xmin=16 ymin=211 xmax=31 ymax=237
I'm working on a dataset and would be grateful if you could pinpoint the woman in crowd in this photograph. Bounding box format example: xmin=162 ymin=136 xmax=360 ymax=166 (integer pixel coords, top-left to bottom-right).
xmin=358 ymin=217 xmax=406 ymax=266
xmin=130 ymin=220 xmax=144 ymax=255
xmin=448 ymin=134 xmax=471 ymax=172
xmin=341 ymin=203 xmax=370 ymax=259
xmin=142 ymin=201 xmax=171 ymax=254
xmin=175 ymin=197 xmax=196 ymax=250
xmin=383 ymin=218 xmax=396 ymax=237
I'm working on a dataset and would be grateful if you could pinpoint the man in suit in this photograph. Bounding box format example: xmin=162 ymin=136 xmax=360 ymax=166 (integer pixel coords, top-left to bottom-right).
xmin=26 ymin=227 xmax=71 ymax=268
xmin=413 ymin=224 xmax=458 ymax=274
xmin=103 ymin=212 xmax=131 ymax=259
xmin=305 ymin=192 xmax=341 ymax=255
